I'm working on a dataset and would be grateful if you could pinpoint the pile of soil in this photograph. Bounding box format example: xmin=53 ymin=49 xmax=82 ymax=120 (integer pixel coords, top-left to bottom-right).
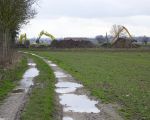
xmin=50 ymin=40 xmax=95 ymax=48
xmin=112 ymin=38 xmax=140 ymax=48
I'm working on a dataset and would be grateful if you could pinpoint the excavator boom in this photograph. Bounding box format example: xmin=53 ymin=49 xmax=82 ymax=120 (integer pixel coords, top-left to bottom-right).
xmin=19 ymin=33 xmax=27 ymax=44
xmin=111 ymin=26 xmax=133 ymax=45
xmin=36 ymin=30 xmax=55 ymax=43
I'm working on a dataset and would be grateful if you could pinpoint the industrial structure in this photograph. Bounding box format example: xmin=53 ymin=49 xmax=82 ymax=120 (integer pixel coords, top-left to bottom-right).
xmin=36 ymin=30 xmax=55 ymax=43
xmin=111 ymin=26 xmax=136 ymax=48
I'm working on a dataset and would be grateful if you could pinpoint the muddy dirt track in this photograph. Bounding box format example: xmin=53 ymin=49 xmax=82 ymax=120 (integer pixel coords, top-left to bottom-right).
xmin=0 ymin=53 xmax=123 ymax=120
xmin=45 ymin=59 xmax=123 ymax=120
xmin=0 ymin=60 xmax=39 ymax=120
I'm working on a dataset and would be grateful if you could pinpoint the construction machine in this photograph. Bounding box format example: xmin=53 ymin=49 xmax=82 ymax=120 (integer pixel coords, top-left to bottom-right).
xmin=19 ymin=33 xmax=27 ymax=44
xmin=111 ymin=26 xmax=133 ymax=45
xmin=36 ymin=30 xmax=55 ymax=43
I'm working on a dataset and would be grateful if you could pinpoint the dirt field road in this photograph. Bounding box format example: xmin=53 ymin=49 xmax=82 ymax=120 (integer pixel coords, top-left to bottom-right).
xmin=45 ymin=59 xmax=123 ymax=120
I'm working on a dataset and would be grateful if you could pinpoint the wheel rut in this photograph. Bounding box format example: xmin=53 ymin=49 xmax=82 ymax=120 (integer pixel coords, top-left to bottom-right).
xmin=44 ymin=59 xmax=123 ymax=120
xmin=0 ymin=60 xmax=39 ymax=120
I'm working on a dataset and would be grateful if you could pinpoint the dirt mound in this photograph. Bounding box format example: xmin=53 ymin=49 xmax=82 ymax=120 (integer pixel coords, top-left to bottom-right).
xmin=50 ymin=40 xmax=95 ymax=48
xmin=112 ymin=38 xmax=140 ymax=48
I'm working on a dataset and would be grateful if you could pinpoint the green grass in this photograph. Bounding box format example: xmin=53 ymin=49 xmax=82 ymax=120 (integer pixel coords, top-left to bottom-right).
xmin=0 ymin=56 xmax=28 ymax=102
xmin=21 ymin=54 xmax=56 ymax=120
xmin=32 ymin=50 xmax=150 ymax=120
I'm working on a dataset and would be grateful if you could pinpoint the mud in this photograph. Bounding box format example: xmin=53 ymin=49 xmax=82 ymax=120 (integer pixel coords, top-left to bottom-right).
xmin=0 ymin=60 xmax=39 ymax=120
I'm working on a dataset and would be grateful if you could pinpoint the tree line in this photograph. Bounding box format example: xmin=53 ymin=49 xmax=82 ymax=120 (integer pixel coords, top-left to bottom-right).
xmin=0 ymin=0 xmax=37 ymax=67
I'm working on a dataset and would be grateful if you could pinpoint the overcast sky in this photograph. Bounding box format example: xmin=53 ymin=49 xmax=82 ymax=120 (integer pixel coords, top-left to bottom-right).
xmin=21 ymin=0 xmax=150 ymax=38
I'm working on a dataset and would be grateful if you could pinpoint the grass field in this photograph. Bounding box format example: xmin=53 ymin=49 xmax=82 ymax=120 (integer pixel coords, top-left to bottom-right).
xmin=0 ymin=56 xmax=27 ymax=102
xmin=21 ymin=54 xmax=57 ymax=120
xmin=32 ymin=50 xmax=150 ymax=120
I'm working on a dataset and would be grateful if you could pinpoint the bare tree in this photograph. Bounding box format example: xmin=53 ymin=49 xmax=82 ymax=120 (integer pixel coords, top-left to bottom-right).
xmin=110 ymin=24 xmax=128 ymax=38
xmin=110 ymin=25 xmax=133 ymax=43
xmin=0 ymin=0 xmax=37 ymax=67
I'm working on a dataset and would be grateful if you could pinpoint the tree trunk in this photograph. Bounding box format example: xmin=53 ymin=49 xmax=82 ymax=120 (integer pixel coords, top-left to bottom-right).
xmin=0 ymin=26 xmax=13 ymax=67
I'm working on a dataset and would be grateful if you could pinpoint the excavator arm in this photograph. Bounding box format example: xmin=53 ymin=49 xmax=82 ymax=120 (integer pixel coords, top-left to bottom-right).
xmin=36 ymin=30 xmax=55 ymax=43
xmin=122 ymin=26 xmax=132 ymax=39
xmin=111 ymin=26 xmax=133 ymax=45
xmin=19 ymin=33 xmax=27 ymax=44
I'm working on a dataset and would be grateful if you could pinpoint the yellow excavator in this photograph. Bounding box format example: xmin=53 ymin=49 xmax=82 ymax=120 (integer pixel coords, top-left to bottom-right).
xmin=111 ymin=26 xmax=133 ymax=45
xmin=19 ymin=33 xmax=27 ymax=44
xmin=36 ymin=30 xmax=55 ymax=43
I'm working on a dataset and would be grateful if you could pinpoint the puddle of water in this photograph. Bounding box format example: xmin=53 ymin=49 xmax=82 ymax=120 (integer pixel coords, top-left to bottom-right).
xmin=49 ymin=63 xmax=57 ymax=67
xmin=23 ymin=68 xmax=39 ymax=78
xmin=47 ymin=60 xmax=52 ymax=64
xmin=56 ymin=82 xmax=83 ymax=88
xmin=63 ymin=117 xmax=73 ymax=120
xmin=59 ymin=94 xmax=100 ymax=113
xmin=47 ymin=60 xmax=57 ymax=66
xmin=44 ymin=59 xmax=100 ymax=115
xmin=20 ymin=62 xmax=39 ymax=92
xmin=56 ymin=88 xmax=76 ymax=94
xmin=54 ymin=71 xmax=68 ymax=78
xmin=55 ymin=82 xmax=83 ymax=94
xmin=20 ymin=78 xmax=34 ymax=91
xmin=28 ymin=63 xmax=36 ymax=66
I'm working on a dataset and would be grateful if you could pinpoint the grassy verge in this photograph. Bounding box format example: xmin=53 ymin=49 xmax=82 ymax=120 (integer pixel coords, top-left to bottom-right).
xmin=0 ymin=55 xmax=28 ymax=102
xmin=32 ymin=51 xmax=150 ymax=120
xmin=21 ymin=54 xmax=56 ymax=120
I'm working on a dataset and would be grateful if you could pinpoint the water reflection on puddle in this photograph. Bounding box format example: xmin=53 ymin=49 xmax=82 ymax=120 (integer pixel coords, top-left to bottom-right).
xmin=59 ymin=94 xmax=100 ymax=113
xmin=55 ymin=82 xmax=83 ymax=94
xmin=47 ymin=61 xmax=57 ymax=67
xmin=20 ymin=62 xmax=39 ymax=92
xmin=56 ymin=82 xmax=83 ymax=88
xmin=63 ymin=117 xmax=73 ymax=120
xmin=20 ymin=78 xmax=34 ymax=91
xmin=47 ymin=60 xmax=100 ymax=117
xmin=50 ymin=64 xmax=57 ymax=67
xmin=54 ymin=71 xmax=68 ymax=78
xmin=56 ymin=87 xmax=76 ymax=94
xmin=28 ymin=63 xmax=36 ymax=66
xmin=23 ymin=68 xmax=39 ymax=78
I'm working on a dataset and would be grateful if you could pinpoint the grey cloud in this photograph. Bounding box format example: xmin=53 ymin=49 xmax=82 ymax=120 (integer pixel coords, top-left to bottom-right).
xmin=37 ymin=0 xmax=150 ymax=18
